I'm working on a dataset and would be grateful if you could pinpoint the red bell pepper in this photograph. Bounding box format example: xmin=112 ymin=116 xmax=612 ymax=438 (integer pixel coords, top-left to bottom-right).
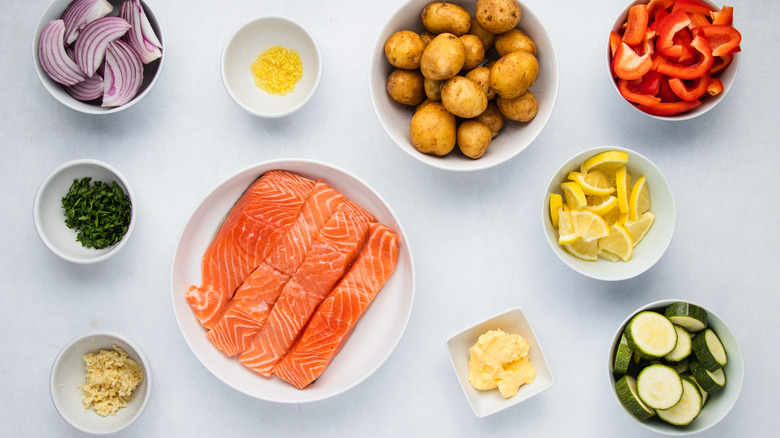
xmin=699 ymin=24 xmax=742 ymax=56
xmin=658 ymin=75 xmax=682 ymax=102
xmin=711 ymin=6 xmax=733 ymax=26
xmin=638 ymin=99 xmax=702 ymax=116
xmin=668 ymin=73 xmax=710 ymax=101
xmin=618 ymin=79 xmax=662 ymax=107
xmin=656 ymin=9 xmax=691 ymax=60
xmin=637 ymin=70 xmax=664 ymax=96
xmin=672 ymin=0 xmax=715 ymax=15
xmin=623 ymin=4 xmax=650 ymax=46
xmin=672 ymin=30 xmax=694 ymax=63
xmin=656 ymin=32 xmax=714 ymax=79
xmin=647 ymin=0 xmax=675 ymax=21
xmin=609 ymin=31 xmax=622 ymax=56
xmin=709 ymin=54 xmax=733 ymax=74
xmin=707 ymin=77 xmax=724 ymax=96
xmin=612 ymin=43 xmax=653 ymax=80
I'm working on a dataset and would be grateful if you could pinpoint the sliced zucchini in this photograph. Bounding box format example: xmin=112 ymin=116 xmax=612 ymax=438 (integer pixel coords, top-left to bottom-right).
xmin=616 ymin=375 xmax=655 ymax=421
xmin=664 ymin=325 xmax=692 ymax=363
xmin=614 ymin=334 xmax=633 ymax=375
xmin=670 ymin=359 xmax=689 ymax=375
xmin=685 ymin=374 xmax=709 ymax=406
xmin=657 ymin=377 xmax=703 ymax=426
xmin=636 ymin=364 xmax=683 ymax=410
xmin=665 ymin=302 xmax=708 ymax=332
xmin=692 ymin=328 xmax=728 ymax=371
xmin=689 ymin=360 xmax=726 ymax=394
xmin=625 ymin=311 xmax=677 ymax=359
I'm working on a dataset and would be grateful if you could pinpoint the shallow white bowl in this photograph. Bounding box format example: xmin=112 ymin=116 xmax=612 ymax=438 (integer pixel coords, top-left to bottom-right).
xmin=607 ymin=0 xmax=740 ymax=121
xmin=369 ymin=0 xmax=559 ymax=171
xmin=221 ymin=16 xmax=322 ymax=118
xmin=33 ymin=0 xmax=165 ymax=114
xmin=608 ymin=299 xmax=744 ymax=435
xmin=446 ymin=307 xmax=554 ymax=417
xmin=170 ymin=159 xmax=414 ymax=402
xmin=33 ymin=159 xmax=136 ymax=264
xmin=50 ymin=331 xmax=151 ymax=435
xmin=543 ymin=146 xmax=675 ymax=281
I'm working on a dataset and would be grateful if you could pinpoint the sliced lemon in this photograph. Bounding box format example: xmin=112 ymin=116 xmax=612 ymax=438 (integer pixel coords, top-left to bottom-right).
xmin=581 ymin=150 xmax=629 ymax=174
xmin=601 ymin=203 xmax=621 ymax=226
xmin=569 ymin=170 xmax=615 ymax=196
xmin=615 ymin=166 xmax=630 ymax=214
xmin=628 ymin=175 xmax=651 ymax=221
xmin=549 ymin=193 xmax=562 ymax=228
xmin=619 ymin=212 xmax=629 ymax=225
xmin=571 ymin=209 xmax=610 ymax=242
xmin=585 ymin=195 xmax=619 ymax=216
xmin=561 ymin=181 xmax=587 ymax=210
xmin=625 ymin=211 xmax=655 ymax=246
xmin=598 ymin=223 xmax=634 ymax=261
xmin=564 ymin=237 xmax=598 ymax=262
xmin=598 ymin=248 xmax=621 ymax=262
xmin=557 ymin=209 xmax=578 ymax=245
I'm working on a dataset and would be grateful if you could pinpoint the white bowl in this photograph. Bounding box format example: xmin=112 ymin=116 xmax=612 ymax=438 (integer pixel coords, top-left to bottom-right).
xmin=170 ymin=159 xmax=414 ymax=402
xmin=543 ymin=146 xmax=675 ymax=281
xmin=33 ymin=0 xmax=165 ymax=114
xmin=221 ymin=16 xmax=322 ymax=118
xmin=50 ymin=331 xmax=151 ymax=435
xmin=608 ymin=299 xmax=744 ymax=435
xmin=445 ymin=307 xmax=555 ymax=417
xmin=369 ymin=0 xmax=559 ymax=171
xmin=33 ymin=159 xmax=136 ymax=264
xmin=607 ymin=0 xmax=740 ymax=121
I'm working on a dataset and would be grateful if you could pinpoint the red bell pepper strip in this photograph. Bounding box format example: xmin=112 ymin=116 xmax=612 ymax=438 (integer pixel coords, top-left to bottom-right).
xmin=609 ymin=31 xmax=622 ymax=57
xmin=669 ymin=73 xmax=710 ymax=101
xmin=623 ymin=4 xmax=650 ymax=46
xmin=618 ymin=79 xmax=662 ymax=107
xmin=709 ymin=54 xmax=733 ymax=74
xmin=656 ymin=9 xmax=691 ymax=60
xmin=699 ymin=24 xmax=742 ymax=57
xmin=638 ymin=99 xmax=702 ymax=116
xmin=688 ymin=12 xmax=711 ymax=29
xmin=711 ymin=6 xmax=733 ymax=25
xmin=637 ymin=70 xmax=664 ymax=96
xmin=612 ymin=43 xmax=653 ymax=80
xmin=673 ymin=30 xmax=694 ymax=63
xmin=656 ymin=32 xmax=714 ymax=79
xmin=658 ymin=76 xmax=682 ymax=102
xmin=707 ymin=77 xmax=724 ymax=96
xmin=672 ymin=0 xmax=715 ymax=15
xmin=647 ymin=0 xmax=675 ymax=21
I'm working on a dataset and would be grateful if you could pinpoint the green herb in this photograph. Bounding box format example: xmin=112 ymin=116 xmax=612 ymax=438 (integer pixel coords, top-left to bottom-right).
xmin=61 ymin=177 xmax=132 ymax=249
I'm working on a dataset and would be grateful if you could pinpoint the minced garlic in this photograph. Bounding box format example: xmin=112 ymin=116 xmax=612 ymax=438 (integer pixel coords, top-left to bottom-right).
xmin=79 ymin=345 xmax=144 ymax=416
xmin=250 ymin=45 xmax=303 ymax=95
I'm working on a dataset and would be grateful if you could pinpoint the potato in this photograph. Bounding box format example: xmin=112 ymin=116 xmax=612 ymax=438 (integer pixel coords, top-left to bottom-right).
xmin=496 ymin=90 xmax=538 ymax=122
xmin=384 ymin=31 xmax=426 ymax=69
xmin=441 ymin=76 xmax=488 ymax=118
xmin=489 ymin=50 xmax=538 ymax=99
xmin=409 ymin=102 xmax=457 ymax=156
xmin=420 ymin=33 xmax=466 ymax=80
xmin=494 ymin=28 xmax=537 ymax=57
xmin=459 ymin=34 xmax=485 ymax=71
xmin=458 ymin=120 xmax=492 ymax=159
xmin=420 ymin=31 xmax=436 ymax=47
xmin=464 ymin=66 xmax=496 ymax=100
xmin=475 ymin=0 xmax=522 ymax=34
xmin=424 ymin=78 xmax=444 ymax=101
xmin=421 ymin=2 xmax=472 ymax=36
xmin=468 ymin=19 xmax=495 ymax=51
xmin=475 ymin=101 xmax=504 ymax=137
xmin=386 ymin=69 xmax=425 ymax=106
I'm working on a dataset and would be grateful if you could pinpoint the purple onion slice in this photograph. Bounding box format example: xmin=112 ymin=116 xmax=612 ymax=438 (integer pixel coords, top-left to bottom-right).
xmin=38 ymin=19 xmax=86 ymax=86
xmin=73 ymin=16 xmax=131 ymax=78
xmin=102 ymin=39 xmax=142 ymax=107
xmin=65 ymin=74 xmax=104 ymax=101
xmin=62 ymin=0 xmax=113 ymax=45
xmin=119 ymin=0 xmax=162 ymax=64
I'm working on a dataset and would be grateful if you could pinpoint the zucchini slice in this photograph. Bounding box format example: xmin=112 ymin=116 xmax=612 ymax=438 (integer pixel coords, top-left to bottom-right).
xmin=689 ymin=360 xmax=726 ymax=394
xmin=636 ymin=364 xmax=683 ymax=410
xmin=664 ymin=325 xmax=692 ymax=363
xmin=625 ymin=311 xmax=677 ymax=358
xmin=616 ymin=375 xmax=655 ymax=421
xmin=686 ymin=374 xmax=709 ymax=406
xmin=614 ymin=334 xmax=633 ymax=375
xmin=657 ymin=377 xmax=703 ymax=426
xmin=665 ymin=302 xmax=708 ymax=332
xmin=692 ymin=328 xmax=728 ymax=371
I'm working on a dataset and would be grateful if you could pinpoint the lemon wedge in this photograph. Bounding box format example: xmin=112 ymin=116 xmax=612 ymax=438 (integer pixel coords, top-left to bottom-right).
xmin=624 ymin=211 xmax=655 ymax=246
xmin=616 ymin=166 xmax=630 ymax=214
xmin=561 ymin=181 xmax=587 ymax=210
xmin=571 ymin=209 xmax=610 ymax=242
xmin=549 ymin=193 xmax=562 ymax=228
xmin=586 ymin=195 xmax=619 ymax=217
xmin=564 ymin=237 xmax=598 ymax=262
xmin=628 ymin=175 xmax=651 ymax=221
xmin=598 ymin=248 xmax=621 ymax=262
xmin=581 ymin=150 xmax=629 ymax=173
xmin=557 ymin=209 xmax=578 ymax=245
xmin=568 ymin=170 xmax=616 ymax=196
xmin=598 ymin=223 xmax=634 ymax=261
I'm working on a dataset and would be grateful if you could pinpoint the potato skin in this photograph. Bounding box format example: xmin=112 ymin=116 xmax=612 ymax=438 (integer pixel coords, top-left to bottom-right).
xmin=464 ymin=66 xmax=496 ymax=100
xmin=476 ymin=0 xmax=522 ymax=34
xmin=468 ymin=19 xmax=495 ymax=51
xmin=384 ymin=31 xmax=426 ymax=69
xmin=387 ymin=69 xmax=425 ymax=106
xmin=420 ymin=33 xmax=466 ymax=80
xmin=475 ymin=101 xmax=504 ymax=137
xmin=409 ymin=102 xmax=457 ymax=156
xmin=441 ymin=76 xmax=488 ymax=118
xmin=421 ymin=2 xmax=472 ymax=36
xmin=424 ymin=78 xmax=444 ymax=101
xmin=494 ymin=28 xmax=537 ymax=57
xmin=489 ymin=50 xmax=539 ymax=99
xmin=459 ymin=34 xmax=485 ymax=71
xmin=496 ymin=90 xmax=538 ymax=122
xmin=457 ymin=120 xmax=493 ymax=159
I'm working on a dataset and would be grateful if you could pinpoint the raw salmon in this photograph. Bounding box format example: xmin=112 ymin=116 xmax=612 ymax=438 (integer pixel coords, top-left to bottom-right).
xmin=205 ymin=182 xmax=346 ymax=356
xmin=273 ymin=224 xmax=400 ymax=389
xmin=186 ymin=170 xmax=315 ymax=329
xmin=239 ymin=200 xmax=376 ymax=376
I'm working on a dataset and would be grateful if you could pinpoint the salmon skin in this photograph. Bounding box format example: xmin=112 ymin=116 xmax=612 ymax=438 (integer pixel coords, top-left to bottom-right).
xmin=205 ymin=182 xmax=346 ymax=356
xmin=273 ymin=224 xmax=400 ymax=389
xmin=186 ymin=170 xmax=315 ymax=329
xmin=239 ymin=200 xmax=376 ymax=376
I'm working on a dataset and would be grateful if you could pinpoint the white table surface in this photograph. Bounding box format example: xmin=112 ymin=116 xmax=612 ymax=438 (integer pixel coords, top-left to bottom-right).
xmin=2 ymin=0 xmax=779 ymax=436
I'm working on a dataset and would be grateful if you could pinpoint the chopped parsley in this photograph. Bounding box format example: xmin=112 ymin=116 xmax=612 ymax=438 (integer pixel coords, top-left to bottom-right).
xmin=61 ymin=177 xmax=132 ymax=249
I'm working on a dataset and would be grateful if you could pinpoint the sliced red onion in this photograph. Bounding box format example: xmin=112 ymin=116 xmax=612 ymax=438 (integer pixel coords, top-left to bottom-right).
xmin=102 ymin=39 xmax=142 ymax=107
xmin=62 ymin=0 xmax=113 ymax=45
xmin=119 ymin=0 xmax=162 ymax=64
xmin=65 ymin=74 xmax=104 ymax=101
xmin=38 ymin=19 xmax=86 ymax=86
xmin=73 ymin=16 xmax=131 ymax=78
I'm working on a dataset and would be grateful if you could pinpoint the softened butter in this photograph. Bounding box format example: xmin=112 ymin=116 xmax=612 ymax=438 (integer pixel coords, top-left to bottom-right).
xmin=468 ymin=329 xmax=536 ymax=398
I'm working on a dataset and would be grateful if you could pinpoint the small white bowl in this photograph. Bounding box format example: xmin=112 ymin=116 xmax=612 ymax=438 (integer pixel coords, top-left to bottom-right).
xmin=608 ymin=300 xmax=744 ymax=435
xmin=221 ymin=16 xmax=322 ymax=118
xmin=50 ymin=331 xmax=151 ymax=435
xmin=369 ymin=0 xmax=560 ymax=171
xmin=445 ymin=307 xmax=555 ymax=417
xmin=34 ymin=159 xmax=136 ymax=263
xmin=543 ymin=146 xmax=675 ymax=281
xmin=33 ymin=0 xmax=165 ymax=114
xmin=607 ymin=0 xmax=740 ymax=121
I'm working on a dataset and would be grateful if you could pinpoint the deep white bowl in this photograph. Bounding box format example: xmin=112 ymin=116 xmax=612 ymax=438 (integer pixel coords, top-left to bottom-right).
xmin=369 ymin=0 xmax=559 ymax=171
xmin=170 ymin=159 xmax=414 ymax=402
xmin=543 ymin=146 xmax=675 ymax=281
xmin=221 ymin=16 xmax=322 ymax=118
xmin=50 ymin=331 xmax=151 ymax=435
xmin=33 ymin=159 xmax=136 ymax=264
xmin=608 ymin=300 xmax=744 ymax=435
xmin=446 ymin=307 xmax=555 ymax=417
xmin=33 ymin=0 xmax=165 ymax=114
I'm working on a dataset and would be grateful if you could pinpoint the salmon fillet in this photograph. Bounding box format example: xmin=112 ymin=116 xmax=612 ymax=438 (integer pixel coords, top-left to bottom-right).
xmin=239 ymin=200 xmax=376 ymax=376
xmin=273 ymin=224 xmax=400 ymax=389
xmin=186 ymin=170 xmax=315 ymax=328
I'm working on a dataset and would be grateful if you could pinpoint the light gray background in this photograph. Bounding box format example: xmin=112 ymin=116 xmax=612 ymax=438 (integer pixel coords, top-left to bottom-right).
xmin=2 ymin=0 xmax=778 ymax=436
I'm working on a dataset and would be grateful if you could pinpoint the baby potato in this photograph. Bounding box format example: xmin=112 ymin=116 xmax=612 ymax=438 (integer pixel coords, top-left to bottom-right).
xmin=459 ymin=34 xmax=485 ymax=71
xmin=424 ymin=78 xmax=444 ymax=101
xmin=386 ymin=69 xmax=425 ymax=106
xmin=489 ymin=50 xmax=539 ymax=99
xmin=476 ymin=0 xmax=522 ymax=34
xmin=458 ymin=120 xmax=493 ymax=159
xmin=420 ymin=33 xmax=466 ymax=80
xmin=464 ymin=66 xmax=496 ymax=100
xmin=468 ymin=19 xmax=495 ymax=51
xmin=496 ymin=90 xmax=538 ymax=122
xmin=421 ymin=1 xmax=472 ymax=36
xmin=441 ymin=76 xmax=488 ymax=119
xmin=475 ymin=101 xmax=504 ymax=137
xmin=494 ymin=28 xmax=537 ymax=57
xmin=420 ymin=31 xmax=436 ymax=47
xmin=384 ymin=31 xmax=426 ymax=69
xmin=409 ymin=102 xmax=457 ymax=156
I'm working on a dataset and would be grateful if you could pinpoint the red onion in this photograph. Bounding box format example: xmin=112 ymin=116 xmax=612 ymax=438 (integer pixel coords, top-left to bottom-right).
xmin=119 ymin=0 xmax=162 ymax=64
xmin=73 ymin=16 xmax=131 ymax=77
xmin=65 ymin=74 xmax=104 ymax=101
xmin=102 ymin=39 xmax=142 ymax=107
xmin=38 ymin=19 xmax=86 ymax=86
xmin=62 ymin=0 xmax=113 ymax=45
